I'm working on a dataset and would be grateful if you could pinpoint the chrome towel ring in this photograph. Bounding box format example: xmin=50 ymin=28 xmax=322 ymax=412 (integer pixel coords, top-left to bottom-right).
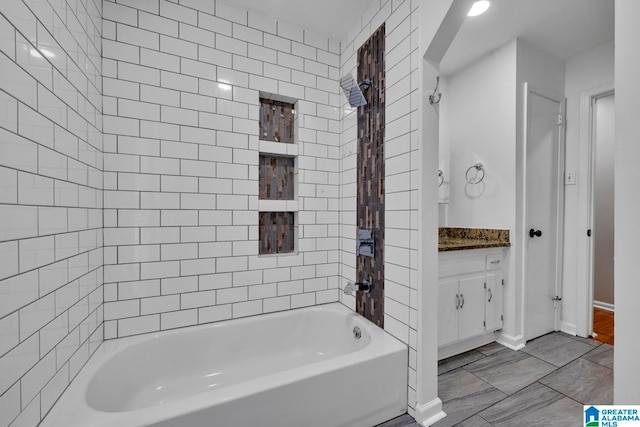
xmin=465 ymin=163 xmax=485 ymax=184
xmin=438 ymin=170 xmax=444 ymax=187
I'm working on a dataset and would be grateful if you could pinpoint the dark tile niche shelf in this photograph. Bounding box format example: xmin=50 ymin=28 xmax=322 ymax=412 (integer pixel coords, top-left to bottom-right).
xmin=258 ymin=97 xmax=297 ymax=255
xmin=259 ymin=212 xmax=295 ymax=255
xmin=259 ymin=155 xmax=294 ymax=200
xmin=259 ymin=98 xmax=295 ymax=143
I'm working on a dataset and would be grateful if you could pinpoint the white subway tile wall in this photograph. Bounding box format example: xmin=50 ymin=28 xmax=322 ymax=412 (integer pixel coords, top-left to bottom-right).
xmin=0 ymin=0 xmax=421 ymax=424
xmin=102 ymin=0 xmax=341 ymax=340
xmin=339 ymin=0 xmax=420 ymax=414
xmin=0 ymin=0 xmax=104 ymax=425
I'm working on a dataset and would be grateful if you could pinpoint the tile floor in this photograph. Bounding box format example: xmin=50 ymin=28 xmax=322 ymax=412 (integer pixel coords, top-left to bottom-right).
xmin=376 ymin=332 xmax=613 ymax=427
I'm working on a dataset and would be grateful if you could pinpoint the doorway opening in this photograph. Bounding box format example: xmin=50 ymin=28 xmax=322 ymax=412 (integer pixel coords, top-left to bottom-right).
xmin=589 ymin=91 xmax=615 ymax=345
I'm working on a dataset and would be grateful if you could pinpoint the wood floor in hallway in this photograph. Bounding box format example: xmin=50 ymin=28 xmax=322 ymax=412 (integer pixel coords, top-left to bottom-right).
xmin=593 ymin=307 xmax=614 ymax=345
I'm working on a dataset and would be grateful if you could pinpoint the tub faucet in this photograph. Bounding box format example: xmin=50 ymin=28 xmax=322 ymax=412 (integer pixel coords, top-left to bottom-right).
xmin=344 ymin=279 xmax=371 ymax=296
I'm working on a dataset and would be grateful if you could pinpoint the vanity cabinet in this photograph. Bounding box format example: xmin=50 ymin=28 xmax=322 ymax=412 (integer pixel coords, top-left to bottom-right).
xmin=438 ymin=248 xmax=504 ymax=352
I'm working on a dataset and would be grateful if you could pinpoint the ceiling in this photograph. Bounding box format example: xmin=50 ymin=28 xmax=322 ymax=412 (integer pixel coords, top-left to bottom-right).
xmin=225 ymin=0 xmax=376 ymax=40
xmin=440 ymin=0 xmax=615 ymax=75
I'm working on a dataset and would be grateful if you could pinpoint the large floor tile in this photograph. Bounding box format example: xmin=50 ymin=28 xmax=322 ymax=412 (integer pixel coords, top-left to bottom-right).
xmin=522 ymin=332 xmax=574 ymax=352
xmin=438 ymin=350 xmax=486 ymax=375
xmin=539 ymin=358 xmax=613 ymax=404
xmin=566 ymin=333 xmax=604 ymax=347
xmin=463 ymin=348 xmax=527 ymax=371
xmin=464 ymin=351 xmax=556 ymax=395
xmin=475 ymin=341 xmax=508 ymax=356
xmin=583 ymin=343 xmax=613 ymax=369
xmin=456 ymin=415 xmax=493 ymax=426
xmin=375 ymin=414 xmax=420 ymax=427
xmin=522 ymin=332 xmax=594 ymax=367
xmin=434 ymin=369 xmax=506 ymax=427
xmin=479 ymin=382 xmax=583 ymax=427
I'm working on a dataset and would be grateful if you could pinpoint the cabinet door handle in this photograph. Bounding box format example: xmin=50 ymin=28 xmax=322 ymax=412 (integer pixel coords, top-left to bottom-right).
xmin=490 ymin=260 xmax=500 ymax=264
xmin=488 ymin=288 xmax=493 ymax=302
xmin=460 ymin=293 xmax=465 ymax=308
xmin=455 ymin=294 xmax=460 ymax=309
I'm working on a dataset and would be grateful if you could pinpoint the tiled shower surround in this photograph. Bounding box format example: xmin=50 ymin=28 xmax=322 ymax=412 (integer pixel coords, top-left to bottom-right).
xmin=340 ymin=0 xmax=420 ymax=413
xmin=101 ymin=0 xmax=342 ymax=338
xmin=0 ymin=0 xmax=421 ymax=424
xmin=0 ymin=0 xmax=104 ymax=425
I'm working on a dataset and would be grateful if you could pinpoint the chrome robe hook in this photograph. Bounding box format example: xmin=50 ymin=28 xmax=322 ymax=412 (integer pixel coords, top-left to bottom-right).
xmin=429 ymin=76 xmax=442 ymax=105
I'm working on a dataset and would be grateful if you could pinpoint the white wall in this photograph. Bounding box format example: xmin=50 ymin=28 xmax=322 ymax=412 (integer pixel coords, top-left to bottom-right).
xmin=614 ymin=0 xmax=640 ymax=405
xmin=443 ymin=40 xmax=517 ymax=230
xmin=561 ymin=41 xmax=613 ymax=335
xmin=438 ymin=38 xmax=565 ymax=347
xmin=441 ymin=38 xmax=520 ymax=345
xmin=339 ymin=0 xmax=421 ymax=414
xmin=101 ymin=0 xmax=342 ymax=338
xmin=0 ymin=0 xmax=104 ymax=425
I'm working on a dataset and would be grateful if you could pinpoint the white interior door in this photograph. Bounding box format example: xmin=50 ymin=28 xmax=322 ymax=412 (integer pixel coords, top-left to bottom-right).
xmin=524 ymin=88 xmax=564 ymax=342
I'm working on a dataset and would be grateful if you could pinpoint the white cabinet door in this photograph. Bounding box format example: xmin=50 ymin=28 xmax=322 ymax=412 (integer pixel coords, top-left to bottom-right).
xmin=458 ymin=276 xmax=486 ymax=341
xmin=438 ymin=279 xmax=459 ymax=346
xmin=485 ymin=272 xmax=503 ymax=331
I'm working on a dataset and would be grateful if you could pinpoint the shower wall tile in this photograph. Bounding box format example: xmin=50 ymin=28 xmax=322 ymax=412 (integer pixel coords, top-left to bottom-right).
xmin=103 ymin=0 xmax=341 ymax=338
xmin=339 ymin=0 xmax=419 ymax=414
xmin=0 ymin=0 xmax=104 ymax=425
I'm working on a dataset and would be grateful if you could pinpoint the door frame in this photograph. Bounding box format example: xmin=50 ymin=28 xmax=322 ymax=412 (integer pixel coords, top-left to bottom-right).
xmin=521 ymin=82 xmax=566 ymax=341
xmin=576 ymin=84 xmax=615 ymax=338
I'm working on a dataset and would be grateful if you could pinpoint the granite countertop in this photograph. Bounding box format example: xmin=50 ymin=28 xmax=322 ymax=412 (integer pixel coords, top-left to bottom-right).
xmin=439 ymin=227 xmax=510 ymax=252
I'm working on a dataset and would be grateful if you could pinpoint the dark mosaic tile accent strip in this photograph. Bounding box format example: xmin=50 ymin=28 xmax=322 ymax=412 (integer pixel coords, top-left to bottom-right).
xmin=438 ymin=227 xmax=511 ymax=252
xmin=258 ymin=212 xmax=295 ymax=254
xmin=356 ymin=24 xmax=385 ymax=327
xmin=259 ymin=98 xmax=295 ymax=143
xmin=259 ymin=155 xmax=294 ymax=200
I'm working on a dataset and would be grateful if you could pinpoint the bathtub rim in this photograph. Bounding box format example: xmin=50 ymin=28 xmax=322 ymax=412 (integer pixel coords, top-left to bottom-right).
xmin=42 ymin=302 xmax=408 ymax=427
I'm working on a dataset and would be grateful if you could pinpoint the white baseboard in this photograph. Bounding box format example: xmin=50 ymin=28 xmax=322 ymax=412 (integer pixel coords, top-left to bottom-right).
xmin=415 ymin=398 xmax=446 ymax=427
xmin=560 ymin=321 xmax=577 ymax=336
xmin=496 ymin=332 xmax=525 ymax=351
xmin=594 ymin=300 xmax=615 ymax=312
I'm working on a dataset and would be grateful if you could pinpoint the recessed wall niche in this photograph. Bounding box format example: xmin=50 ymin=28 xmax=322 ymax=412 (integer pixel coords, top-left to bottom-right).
xmin=259 ymin=155 xmax=295 ymax=200
xmin=258 ymin=94 xmax=298 ymax=255
xmin=259 ymin=212 xmax=296 ymax=254
xmin=259 ymin=98 xmax=295 ymax=143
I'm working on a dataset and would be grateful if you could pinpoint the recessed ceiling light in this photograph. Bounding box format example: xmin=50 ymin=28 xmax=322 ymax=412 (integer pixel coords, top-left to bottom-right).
xmin=468 ymin=0 xmax=490 ymax=16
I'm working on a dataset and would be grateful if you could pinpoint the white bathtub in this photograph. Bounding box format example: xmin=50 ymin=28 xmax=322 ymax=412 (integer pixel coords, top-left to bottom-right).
xmin=42 ymin=303 xmax=408 ymax=427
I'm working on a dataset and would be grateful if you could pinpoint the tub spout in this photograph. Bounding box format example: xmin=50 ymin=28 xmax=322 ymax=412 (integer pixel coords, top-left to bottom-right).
xmin=343 ymin=280 xmax=370 ymax=295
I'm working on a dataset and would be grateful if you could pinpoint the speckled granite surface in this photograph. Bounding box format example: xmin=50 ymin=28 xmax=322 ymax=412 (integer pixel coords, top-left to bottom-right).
xmin=439 ymin=227 xmax=510 ymax=252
